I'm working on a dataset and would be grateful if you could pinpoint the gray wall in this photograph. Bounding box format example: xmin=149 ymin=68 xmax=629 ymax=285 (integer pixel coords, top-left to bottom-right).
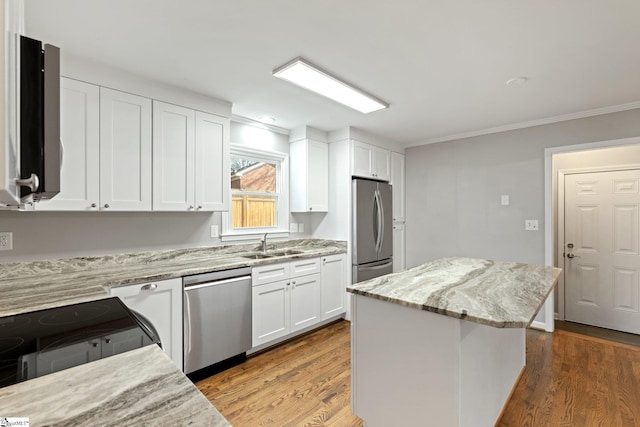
xmin=405 ymin=108 xmax=640 ymax=268
xmin=0 ymin=121 xmax=297 ymax=262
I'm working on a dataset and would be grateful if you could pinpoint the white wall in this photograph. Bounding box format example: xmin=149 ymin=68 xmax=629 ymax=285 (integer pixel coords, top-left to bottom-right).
xmin=405 ymin=108 xmax=640 ymax=268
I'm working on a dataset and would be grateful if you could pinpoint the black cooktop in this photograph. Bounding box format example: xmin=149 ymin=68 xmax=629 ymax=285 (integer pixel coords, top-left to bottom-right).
xmin=0 ymin=297 xmax=159 ymax=388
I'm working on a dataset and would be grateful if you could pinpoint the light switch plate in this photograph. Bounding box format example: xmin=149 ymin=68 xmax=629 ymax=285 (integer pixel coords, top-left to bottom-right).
xmin=210 ymin=225 xmax=219 ymax=238
xmin=525 ymin=220 xmax=539 ymax=231
xmin=501 ymin=195 xmax=509 ymax=206
xmin=289 ymin=223 xmax=298 ymax=232
xmin=0 ymin=232 xmax=13 ymax=250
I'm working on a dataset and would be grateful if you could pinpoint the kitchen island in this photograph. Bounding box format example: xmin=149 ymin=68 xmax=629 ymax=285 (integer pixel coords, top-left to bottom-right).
xmin=347 ymin=257 xmax=561 ymax=427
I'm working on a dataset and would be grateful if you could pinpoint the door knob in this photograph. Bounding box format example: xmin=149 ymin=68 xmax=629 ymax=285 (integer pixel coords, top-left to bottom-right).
xmin=567 ymin=253 xmax=580 ymax=259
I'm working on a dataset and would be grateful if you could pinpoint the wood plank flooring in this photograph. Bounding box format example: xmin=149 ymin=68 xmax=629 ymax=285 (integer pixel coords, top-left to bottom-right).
xmin=196 ymin=320 xmax=363 ymax=426
xmin=197 ymin=320 xmax=640 ymax=427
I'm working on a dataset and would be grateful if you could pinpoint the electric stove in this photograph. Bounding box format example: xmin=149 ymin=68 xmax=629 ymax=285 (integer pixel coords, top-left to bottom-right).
xmin=0 ymin=297 xmax=160 ymax=388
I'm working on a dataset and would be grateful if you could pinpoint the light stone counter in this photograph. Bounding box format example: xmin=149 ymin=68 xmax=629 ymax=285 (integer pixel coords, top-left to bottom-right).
xmin=0 ymin=345 xmax=230 ymax=426
xmin=347 ymin=256 xmax=562 ymax=328
xmin=0 ymin=239 xmax=347 ymax=317
xmin=0 ymin=238 xmax=346 ymax=426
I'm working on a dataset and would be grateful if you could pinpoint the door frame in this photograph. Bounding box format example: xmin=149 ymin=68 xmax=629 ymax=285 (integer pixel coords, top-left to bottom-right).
xmin=556 ymin=164 xmax=640 ymax=321
xmin=543 ymin=136 xmax=640 ymax=330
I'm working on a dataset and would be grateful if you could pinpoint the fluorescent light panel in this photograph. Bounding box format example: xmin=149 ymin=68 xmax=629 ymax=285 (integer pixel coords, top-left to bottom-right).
xmin=273 ymin=57 xmax=388 ymax=114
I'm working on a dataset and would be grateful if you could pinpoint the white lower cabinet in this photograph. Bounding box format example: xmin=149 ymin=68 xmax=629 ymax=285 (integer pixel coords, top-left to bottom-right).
xmin=109 ymin=278 xmax=183 ymax=370
xmin=320 ymin=254 xmax=346 ymax=320
xmin=251 ymin=255 xmax=346 ymax=348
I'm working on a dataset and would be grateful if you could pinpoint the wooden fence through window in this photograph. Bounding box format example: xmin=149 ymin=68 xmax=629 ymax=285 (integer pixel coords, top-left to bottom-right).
xmin=232 ymin=194 xmax=277 ymax=228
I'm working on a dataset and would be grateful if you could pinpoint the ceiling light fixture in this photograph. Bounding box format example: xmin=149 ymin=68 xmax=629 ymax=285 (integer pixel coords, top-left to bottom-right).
xmin=258 ymin=116 xmax=276 ymax=124
xmin=273 ymin=57 xmax=388 ymax=114
xmin=506 ymin=77 xmax=529 ymax=86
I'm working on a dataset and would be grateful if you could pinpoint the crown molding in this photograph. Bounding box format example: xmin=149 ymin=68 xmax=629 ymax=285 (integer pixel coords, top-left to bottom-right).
xmin=406 ymin=101 xmax=640 ymax=148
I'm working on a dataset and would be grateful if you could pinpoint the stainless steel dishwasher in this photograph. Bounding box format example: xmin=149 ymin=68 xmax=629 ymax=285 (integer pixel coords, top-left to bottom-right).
xmin=183 ymin=267 xmax=252 ymax=374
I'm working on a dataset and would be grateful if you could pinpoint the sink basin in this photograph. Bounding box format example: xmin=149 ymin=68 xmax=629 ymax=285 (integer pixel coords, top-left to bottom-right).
xmin=268 ymin=250 xmax=304 ymax=257
xmin=241 ymin=253 xmax=274 ymax=259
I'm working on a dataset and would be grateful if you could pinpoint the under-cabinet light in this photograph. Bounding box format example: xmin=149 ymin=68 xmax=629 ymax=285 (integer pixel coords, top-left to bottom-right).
xmin=272 ymin=57 xmax=388 ymax=114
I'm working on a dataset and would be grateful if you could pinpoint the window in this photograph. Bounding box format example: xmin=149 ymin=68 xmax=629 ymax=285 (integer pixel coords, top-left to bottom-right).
xmin=222 ymin=145 xmax=289 ymax=239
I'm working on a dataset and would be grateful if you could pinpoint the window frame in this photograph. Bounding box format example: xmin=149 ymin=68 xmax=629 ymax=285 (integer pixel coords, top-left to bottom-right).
xmin=221 ymin=144 xmax=289 ymax=241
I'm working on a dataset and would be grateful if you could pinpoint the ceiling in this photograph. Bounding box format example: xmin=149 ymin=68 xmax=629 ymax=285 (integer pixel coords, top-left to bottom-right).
xmin=24 ymin=0 xmax=640 ymax=147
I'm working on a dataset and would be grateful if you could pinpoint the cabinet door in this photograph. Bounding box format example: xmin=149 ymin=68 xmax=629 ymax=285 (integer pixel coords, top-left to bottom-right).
xmin=391 ymin=152 xmax=405 ymax=222
xmin=393 ymin=223 xmax=406 ymax=273
xmin=152 ymin=101 xmax=195 ymax=211
xmin=290 ymin=273 xmax=321 ymax=332
xmin=307 ymin=140 xmax=328 ymax=211
xmin=373 ymin=146 xmax=391 ymax=182
xmin=252 ymin=279 xmax=291 ymax=346
xmin=37 ymin=78 xmax=100 ymax=211
xmin=194 ymin=111 xmax=229 ymax=211
xmin=321 ymin=254 xmax=347 ymax=320
xmin=110 ymin=278 xmax=183 ymax=370
xmin=351 ymin=140 xmax=374 ymax=178
xmin=100 ymin=88 xmax=152 ymax=211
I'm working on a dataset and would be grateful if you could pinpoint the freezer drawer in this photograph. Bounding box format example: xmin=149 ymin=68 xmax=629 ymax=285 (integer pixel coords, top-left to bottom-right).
xmin=352 ymin=259 xmax=393 ymax=284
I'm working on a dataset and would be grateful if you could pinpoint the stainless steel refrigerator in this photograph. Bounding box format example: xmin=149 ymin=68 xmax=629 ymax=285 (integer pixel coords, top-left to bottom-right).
xmin=352 ymin=178 xmax=393 ymax=283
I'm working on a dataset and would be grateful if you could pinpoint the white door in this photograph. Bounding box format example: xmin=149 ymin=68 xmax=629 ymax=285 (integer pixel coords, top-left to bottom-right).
xmin=320 ymin=254 xmax=346 ymax=320
xmin=307 ymin=140 xmax=329 ymax=212
xmin=100 ymin=88 xmax=152 ymax=211
xmin=152 ymin=101 xmax=195 ymax=211
xmin=393 ymin=223 xmax=406 ymax=273
xmin=194 ymin=111 xmax=229 ymax=211
xmin=252 ymin=279 xmax=291 ymax=346
xmin=352 ymin=141 xmax=375 ymax=179
xmin=290 ymin=273 xmax=321 ymax=332
xmin=110 ymin=278 xmax=183 ymax=370
xmin=565 ymin=169 xmax=640 ymax=334
xmin=373 ymin=146 xmax=391 ymax=182
xmin=391 ymin=152 xmax=405 ymax=222
xmin=37 ymin=78 xmax=100 ymax=211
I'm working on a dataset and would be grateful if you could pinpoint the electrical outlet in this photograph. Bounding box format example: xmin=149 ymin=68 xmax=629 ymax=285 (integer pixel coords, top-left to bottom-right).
xmin=289 ymin=223 xmax=298 ymax=233
xmin=501 ymin=195 xmax=510 ymax=206
xmin=210 ymin=225 xmax=219 ymax=238
xmin=525 ymin=220 xmax=539 ymax=231
xmin=0 ymin=232 xmax=13 ymax=250
xmin=298 ymin=223 xmax=304 ymax=233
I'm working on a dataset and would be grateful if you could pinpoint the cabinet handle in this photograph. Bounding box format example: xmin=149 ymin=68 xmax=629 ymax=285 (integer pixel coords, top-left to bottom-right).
xmin=188 ymin=205 xmax=194 ymax=210
xmin=197 ymin=205 xmax=202 ymax=210
xmin=104 ymin=204 xmax=110 ymax=209
xmin=141 ymin=283 xmax=157 ymax=291
xmin=104 ymin=338 xmax=111 ymax=344
xmin=91 ymin=342 xmax=98 ymax=348
xmin=309 ymin=207 xmax=313 ymax=211
xmin=91 ymin=203 xmax=97 ymax=208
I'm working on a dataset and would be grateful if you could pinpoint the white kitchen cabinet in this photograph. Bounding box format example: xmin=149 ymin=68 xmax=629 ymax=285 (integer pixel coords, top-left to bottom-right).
xmin=290 ymin=139 xmax=328 ymax=212
xmin=109 ymin=278 xmax=183 ymax=370
xmin=351 ymin=140 xmax=390 ymax=181
xmin=39 ymin=81 xmax=153 ymax=212
xmin=153 ymin=101 xmax=229 ymax=211
xmin=252 ymin=278 xmax=291 ymax=346
xmin=99 ymin=87 xmax=152 ymax=211
xmin=152 ymin=101 xmax=195 ymax=211
xmin=390 ymin=152 xmax=405 ymax=223
xmin=252 ymin=259 xmax=322 ymax=347
xmin=37 ymin=78 xmax=100 ymax=210
xmin=320 ymin=254 xmax=347 ymax=320
xmin=393 ymin=223 xmax=406 ymax=273
xmin=194 ymin=111 xmax=230 ymax=211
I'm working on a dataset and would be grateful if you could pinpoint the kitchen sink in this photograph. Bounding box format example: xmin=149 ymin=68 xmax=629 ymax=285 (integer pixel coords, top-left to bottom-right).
xmin=268 ymin=250 xmax=304 ymax=257
xmin=241 ymin=253 xmax=274 ymax=259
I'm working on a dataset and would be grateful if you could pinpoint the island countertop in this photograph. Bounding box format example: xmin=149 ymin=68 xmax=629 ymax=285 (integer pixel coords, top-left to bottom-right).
xmin=347 ymin=257 xmax=562 ymax=328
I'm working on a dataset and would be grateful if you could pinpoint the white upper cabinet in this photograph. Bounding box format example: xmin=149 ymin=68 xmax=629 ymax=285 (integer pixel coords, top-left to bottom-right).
xmin=194 ymin=111 xmax=229 ymax=211
xmin=351 ymin=140 xmax=390 ymax=181
xmin=152 ymin=101 xmax=195 ymax=211
xmin=99 ymin=87 xmax=152 ymax=211
xmin=37 ymin=78 xmax=100 ymax=211
xmin=290 ymin=139 xmax=328 ymax=212
xmin=153 ymin=101 xmax=229 ymax=212
xmin=390 ymin=152 xmax=405 ymax=223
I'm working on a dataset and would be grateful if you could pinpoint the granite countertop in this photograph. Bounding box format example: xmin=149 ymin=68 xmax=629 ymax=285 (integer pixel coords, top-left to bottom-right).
xmin=0 ymin=345 xmax=230 ymax=426
xmin=0 ymin=238 xmax=347 ymax=317
xmin=0 ymin=238 xmax=346 ymax=426
xmin=347 ymin=257 xmax=561 ymax=328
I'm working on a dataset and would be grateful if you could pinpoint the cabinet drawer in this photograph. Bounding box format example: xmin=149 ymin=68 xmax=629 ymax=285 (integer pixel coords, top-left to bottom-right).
xmin=290 ymin=258 xmax=320 ymax=278
xmin=252 ymin=262 xmax=291 ymax=286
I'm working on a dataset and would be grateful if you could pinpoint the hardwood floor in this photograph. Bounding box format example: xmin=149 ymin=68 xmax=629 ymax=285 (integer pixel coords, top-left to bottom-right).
xmin=196 ymin=320 xmax=363 ymax=426
xmin=197 ymin=320 xmax=640 ymax=427
xmin=497 ymin=328 xmax=640 ymax=427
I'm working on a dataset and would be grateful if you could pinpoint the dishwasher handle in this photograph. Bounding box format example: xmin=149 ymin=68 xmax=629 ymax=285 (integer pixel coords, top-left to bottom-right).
xmin=183 ymin=275 xmax=251 ymax=291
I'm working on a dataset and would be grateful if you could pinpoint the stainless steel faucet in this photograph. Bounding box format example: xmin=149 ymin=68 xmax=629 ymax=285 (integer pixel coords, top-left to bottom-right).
xmin=261 ymin=233 xmax=268 ymax=253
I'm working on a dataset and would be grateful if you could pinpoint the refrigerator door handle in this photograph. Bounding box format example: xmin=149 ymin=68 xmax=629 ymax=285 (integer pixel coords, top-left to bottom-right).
xmin=375 ymin=189 xmax=383 ymax=254
xmin=378 ymin=189 xmax=385 ymax=254
xmin=359 ymin=261 xmax=393 ymax=272
xmin=373 ymin=190 xmax=380 ymax=253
